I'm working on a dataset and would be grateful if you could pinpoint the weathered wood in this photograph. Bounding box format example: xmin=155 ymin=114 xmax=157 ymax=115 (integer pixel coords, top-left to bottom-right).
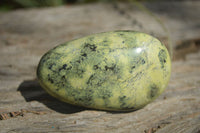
xmin=0 ymin=2 xmax=200 ymax=133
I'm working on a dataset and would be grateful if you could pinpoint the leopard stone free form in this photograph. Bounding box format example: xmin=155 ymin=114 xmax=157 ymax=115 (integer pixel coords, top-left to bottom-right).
xmin=37 ymin=31 xmax=171 ymax=111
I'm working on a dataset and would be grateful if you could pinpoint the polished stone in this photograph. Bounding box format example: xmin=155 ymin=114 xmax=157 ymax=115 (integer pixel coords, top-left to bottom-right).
xmin=37 ymin=31 xmax=171 ymax=111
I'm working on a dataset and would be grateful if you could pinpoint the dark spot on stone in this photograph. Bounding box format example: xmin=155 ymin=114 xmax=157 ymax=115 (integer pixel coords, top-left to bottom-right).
xmin=87 ymin=74 xmax=106 ymax=87
xmin=63 ymin=64 xmax=67 ymax=69
xmin=41 ymin=59 xmax=46 ymax=63
xmin=135 ymin=57 xmax=146 ymax=66
xmin=105 ymin=64 xmax=116 ymax=71
xmin=62 ymin=82 xmax=65 ymax=87
xmin=119 ymin=96 xmax=129 ymax=108
xmin=97 ymin=80 xmax=104 ymax=86
xmin=119 ymin=96 xmax=126 ymax=102
xmin=129 ymin=66 xmax=136 ymax=73
xmin=78 ymin=98 xmax=82 ymax=101
xmin=98 ymin=89 xmax=113 ymax=99
xmin=47 ymin=74 xmax=54 ymax=84
xmin=122 ymin=41 xmax=125 ymax=43
xmin=78 ymin=54 xmax=86 ymax=62
xmin=120 ymin=103 xmax=126 ymax=108
xmin=81 ymin=53 xmax=87 ymax=57
xmin=84 ymin=96 xmax=93 ymax=104
xmin=105 ymin=66 xmax=109 ymax=71
xmin=141 ymin=59 xmax=145 ymax=64
xmin=75 ymin=89 xmax=94 ymax=106
xmin=76 ymin=68 xmax=85 ymax=77
xmin=87 ymin=74 xmax=94 ymax=85
xmin=84 ymin=43 xmax=97 ymax=51
xmin=93 ymin=65 xmax=99 ymax=70
xmin=158 ymin=49 xmax=167 ymax=68
xmin=48 ymin=63 xmax=54 ymax=70
xmin=76 ymin=60 xmax=81 ymax=63
xmin=109 ymin=49 xmax=114 ymax=52
xmin=67 ymin=66 xmax=72 ymax=70
xmin=131 ymin=66 xmax=135 ymax=69
xmin=59 ymin=64 xmax=67 ymax=72
xmin=102 ymin=96 xmax=107 ymax=99
xmin=149 ymin=84 xmax=159 ymax=99
xmin=71 ymin=93 xmax=76 ymax=97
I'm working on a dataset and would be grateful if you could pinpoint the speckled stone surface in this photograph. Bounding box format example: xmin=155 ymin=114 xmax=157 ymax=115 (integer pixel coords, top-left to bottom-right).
xmin=37 ymin=31 xmax=171 ymax=111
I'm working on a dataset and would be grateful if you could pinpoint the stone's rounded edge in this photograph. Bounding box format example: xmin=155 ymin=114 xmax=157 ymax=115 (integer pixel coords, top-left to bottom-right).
xmin=37 ymin=51 xmax=54 ymax=98
xmin=150 ymin=38 xmax=171 ymax=100
xmin=36 ymin=30 xmax=172 ymax=111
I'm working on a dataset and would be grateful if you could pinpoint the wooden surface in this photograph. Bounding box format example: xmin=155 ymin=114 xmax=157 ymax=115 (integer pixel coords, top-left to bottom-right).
xmin=0 ymin=2 xmax=200 ymax=133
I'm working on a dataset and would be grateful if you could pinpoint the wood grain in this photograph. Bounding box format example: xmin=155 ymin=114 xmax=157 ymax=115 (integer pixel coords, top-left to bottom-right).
xmin=0 ymin=2 xmax=200 ymax=133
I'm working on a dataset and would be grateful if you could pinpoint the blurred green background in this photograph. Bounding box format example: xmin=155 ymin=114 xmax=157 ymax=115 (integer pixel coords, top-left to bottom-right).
xmin=0 ymin=0 xmax=154 ymax=11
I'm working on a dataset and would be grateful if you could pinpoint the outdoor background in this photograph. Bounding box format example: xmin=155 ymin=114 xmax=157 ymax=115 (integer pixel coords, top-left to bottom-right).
xmin=0 ymin=0 xmax=200 ymax=132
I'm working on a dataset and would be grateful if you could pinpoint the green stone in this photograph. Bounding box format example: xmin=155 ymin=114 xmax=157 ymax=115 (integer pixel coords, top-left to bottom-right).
xmin=37 ymin=31 xmax=171 ymax=111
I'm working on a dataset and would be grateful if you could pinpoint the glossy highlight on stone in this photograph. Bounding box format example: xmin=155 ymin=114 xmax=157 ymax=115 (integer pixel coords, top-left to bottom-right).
xmin=37 ymin=31 xmax=171 ymax=111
